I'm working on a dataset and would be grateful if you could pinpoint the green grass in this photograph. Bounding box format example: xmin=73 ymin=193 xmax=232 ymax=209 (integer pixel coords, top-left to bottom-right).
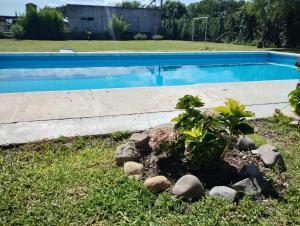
xmin=0 ymin=119 xmax=299 ymax=225
xmin=0 ymin=39 xmax=284 ymax=52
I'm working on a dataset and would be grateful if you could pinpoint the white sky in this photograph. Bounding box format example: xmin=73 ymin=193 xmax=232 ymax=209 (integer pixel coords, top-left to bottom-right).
xmin=0 ymin=0 xmax=198 ymax=16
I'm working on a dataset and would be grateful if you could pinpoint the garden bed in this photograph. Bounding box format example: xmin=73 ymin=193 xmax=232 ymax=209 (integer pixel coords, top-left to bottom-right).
xmin=0 ymin=118 xmax=299 ymax=225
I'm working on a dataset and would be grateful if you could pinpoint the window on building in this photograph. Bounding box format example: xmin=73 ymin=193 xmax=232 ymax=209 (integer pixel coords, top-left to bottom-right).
xmin=80 ymin=17 xmax=94 ymax=21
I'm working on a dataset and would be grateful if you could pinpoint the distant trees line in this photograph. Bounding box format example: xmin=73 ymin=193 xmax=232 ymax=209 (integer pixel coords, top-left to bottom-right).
xmin=7 ymin=0 xmax=300 ymax=48
xmin=159 ymin=0 xmax=300 ymax=48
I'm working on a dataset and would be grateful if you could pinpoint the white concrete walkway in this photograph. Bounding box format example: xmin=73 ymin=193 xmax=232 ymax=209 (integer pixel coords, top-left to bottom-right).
xmin=0 ymin=80 xmax=297 ymax=145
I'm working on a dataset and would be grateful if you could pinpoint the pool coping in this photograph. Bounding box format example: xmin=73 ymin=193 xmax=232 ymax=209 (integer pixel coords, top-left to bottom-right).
xmin=1 ymin=50 xmax=300 ymax=57
xmin=0 ymin=51 xmax=299 ymax=145
xmin=0 ymin=79 xmax=298 ymax=145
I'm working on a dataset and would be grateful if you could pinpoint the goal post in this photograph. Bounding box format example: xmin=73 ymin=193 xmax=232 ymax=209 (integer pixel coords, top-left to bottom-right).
xmin=192 ymin=17 xmax=208 ymax=42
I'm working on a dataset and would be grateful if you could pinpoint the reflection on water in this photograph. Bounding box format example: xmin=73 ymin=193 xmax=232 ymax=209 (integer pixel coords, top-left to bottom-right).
xmin=0 ymin=63 xmax=298 ymax=93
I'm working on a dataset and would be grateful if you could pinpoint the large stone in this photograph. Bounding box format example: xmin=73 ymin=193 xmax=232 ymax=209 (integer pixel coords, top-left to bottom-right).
xmin=233 ymin=178 xmax=259 ymax=194
xmin=129 ymin=133 xmax=150 ymax=149
xmin=209 ymin=186 xmax=238 ymax=202
xmin=257 ymin=144 xmax=285 ymax=168
xmin=236 ymin=164 xmax=271 ymax=195
xmin=115 ymin=142 xmax=140 ymax=166
xmin=172 ymin=175 xmax=204 ymax=200
xmin=233 ymin=176 xmax=270 ymax=195
xmin=124 ymin=161 xmax=143 ymax=176
xmin=144 ymin=176 xmax=171 ymax=193
xmin=237 ymin=136 xmax=256 ymax=151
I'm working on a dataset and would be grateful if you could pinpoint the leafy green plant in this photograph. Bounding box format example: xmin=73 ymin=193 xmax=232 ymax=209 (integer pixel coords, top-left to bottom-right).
xmin=270 ymin=109 xmax=293 ymax=125
xmin=152 ymin=34 xmax=164 ymax=40
xmin=171 ymin=95 xmax=205 ymax=132
xmin=288 ymin=86 xmax=300 ymax=116
xmin=11 ymin=24 xmax=25 ymax=39
xmin=215 ymin=98 xmax=255 ymax=139
xmin=133 ymin=33 xmax=147 ymax=40
xmin=84 ymin=29 xmax=92 ymax=40
xmin=181 ymin=123 xmax=226 ymax=168
xmin=108 ymin=15 xmax=130 ymax=40
xmin=171 ymin=95 xmax=226 ymax=169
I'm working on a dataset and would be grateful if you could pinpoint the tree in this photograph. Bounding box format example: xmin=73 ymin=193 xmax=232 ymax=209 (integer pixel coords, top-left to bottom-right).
xmin=162 ymin=0 xmax=187 ymax=20
xmin=18 ymin=6 xmax=64 ymax=40
xmin=115 ymin=1 xmax=142 ymax=8
xmin=108 ymin=15 xmax=130 ymax=40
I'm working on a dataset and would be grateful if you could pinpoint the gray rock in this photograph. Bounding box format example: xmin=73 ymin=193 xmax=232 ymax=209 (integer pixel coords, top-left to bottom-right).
xmin=236 ymin=164 xmax=272 ymax=195
xmin=233 ymin=178 xmax=259 ymax=194
xmin=115 ymin=142 xmax=140 ymax=166
xmin=129 ymin=133 xmax=150 ymax=149
xmin=257 ymin=144 xmax=285 ymax=169
xmin=237 ymin=136 xmax=256 ymax=151
xmin=233 ymin=176 xmax=270 ymax=195
xmin=172 ymin=175 xmax=204 ymax=200
xmin=124 ymin=161 xmax=143 ymax=176
xmin=251 ymin=149 xmax=259 ymax=155
xmin=144 ymin=176 xmax=171 ymax=193
xmin=209 ymin=186 xmax=238 ymax=202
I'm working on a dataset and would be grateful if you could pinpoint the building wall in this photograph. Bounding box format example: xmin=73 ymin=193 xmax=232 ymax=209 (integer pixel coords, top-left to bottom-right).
xmin=66 ymin=4 xmax=161 ymax=34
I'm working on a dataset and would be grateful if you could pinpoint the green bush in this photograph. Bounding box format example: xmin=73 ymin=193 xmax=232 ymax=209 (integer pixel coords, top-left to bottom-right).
xmin=84 ymin=29 xmax=92 ymax=40
xmin=133 ymin=33 xmax=147 ymax=40
xmin=0 ymin=32 xmax=7 ymax=39
xmin=171 ymin=95 xmax=254 ymax=169
xmin=10 ymin=24 xmax=25 ymax=39
xmin=215 ymin=98 xmax=255 ymax=138
xmin=171 ymin=95 xmax=226 ymax=169
xmin=152 ymin=34 xmax=164 ymax=40
xmin=108 ymin=15 xmax=130 ymax=40
xmin=18 ymin=6 xmax=64 ymax=40
xmin=289 ymin=87 xmax=300 ymax=116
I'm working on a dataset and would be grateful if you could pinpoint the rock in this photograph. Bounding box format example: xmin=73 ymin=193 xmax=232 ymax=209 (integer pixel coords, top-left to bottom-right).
xmin=124 ymin=161 xmax=143 ymax=176
xmin=239 ymin=164 xmax=261 ymax=178
xmin=257 ymin=144 xmax=285 ymax=169
xmin=236 ymin=164 xmax=271 ymax=195
xmin=147 ymin=123 xmax=175 ymax=136
xmin=129 ymin=133 xmax=150 ymax=149
xmin=233 ymin=178 xmax=259 ymax=195
xmin=237 ymin=136 xmax=256 ymax=151
xmin=251 ymin=149 xmax=259 ymax=155
xmin=144 ymin=176 xmax=171 ymax=193
xmin=233 ymin=176 xmax=270 ymax=195
xmin=115 ymin=142 xmax=140 ymax=166
xmin=172 ymin=175 xmax=204 ymax=200
xmin=209 ymin=186 xmax=238 ymax=202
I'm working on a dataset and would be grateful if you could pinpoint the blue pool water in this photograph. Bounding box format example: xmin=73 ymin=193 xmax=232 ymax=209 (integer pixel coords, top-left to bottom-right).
xmin=0 ymin=52 xmax=299 ymax=93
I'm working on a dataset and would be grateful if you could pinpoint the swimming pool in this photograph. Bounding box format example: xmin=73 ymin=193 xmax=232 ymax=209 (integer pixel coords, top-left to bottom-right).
xmin=0 ymin=51 xmax=299 ymax=93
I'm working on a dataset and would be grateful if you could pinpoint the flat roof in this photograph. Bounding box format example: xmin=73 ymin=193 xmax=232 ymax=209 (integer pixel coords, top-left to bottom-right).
xmin=66 ymin=4 xmax=161 ymax=11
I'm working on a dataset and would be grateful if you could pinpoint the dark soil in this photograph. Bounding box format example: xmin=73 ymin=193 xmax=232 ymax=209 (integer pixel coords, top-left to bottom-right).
xmin=141 ymin=147 xmax=281 ymax=190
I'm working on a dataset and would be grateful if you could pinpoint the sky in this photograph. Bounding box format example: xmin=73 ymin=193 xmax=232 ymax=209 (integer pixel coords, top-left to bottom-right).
xmin=0 ymin=0 xmax=198 ymax=16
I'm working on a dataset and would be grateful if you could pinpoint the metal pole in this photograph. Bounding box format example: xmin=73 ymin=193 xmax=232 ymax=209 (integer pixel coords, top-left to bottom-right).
xmin=192 ymin=19 xmax=194 ymax=42
xmin=204 ymin=18 xmax=208 ymax=42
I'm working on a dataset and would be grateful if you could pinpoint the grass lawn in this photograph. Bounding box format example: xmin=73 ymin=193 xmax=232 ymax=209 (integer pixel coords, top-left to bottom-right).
xmin=0 ymin=119 xmax=299 ymax=225
xmin=0 ymin=39 xmax=287 ymax=52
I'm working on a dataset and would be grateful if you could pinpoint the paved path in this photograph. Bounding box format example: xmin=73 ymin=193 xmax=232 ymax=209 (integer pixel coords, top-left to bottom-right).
xmin=0 ymin=80 xmax=297 ymax=145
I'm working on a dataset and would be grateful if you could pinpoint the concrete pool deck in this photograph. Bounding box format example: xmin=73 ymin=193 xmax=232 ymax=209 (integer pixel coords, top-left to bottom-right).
xmin=0 ymin=79 xmax=298 ymax=145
